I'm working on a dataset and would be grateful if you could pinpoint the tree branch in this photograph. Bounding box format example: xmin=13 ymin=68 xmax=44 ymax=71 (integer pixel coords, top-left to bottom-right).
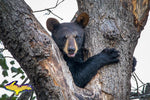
xmin=45 ymin=9 xmax=63 ymax=20
xmin=0 ymin=0 xmax=149 ymax=100
xmin=132 ymin=73 xmax=140 ymax=97
xmin=33 ymin=0 xmax=64 ymax=13
xmin=0 ymin=0 xmax=89 ymax=99
xmin=32 ymin=0 xmax=64 ymax=20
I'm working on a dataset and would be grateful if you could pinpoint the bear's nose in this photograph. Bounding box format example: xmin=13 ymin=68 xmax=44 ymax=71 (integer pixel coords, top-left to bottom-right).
xmin=68 ymin=47 xmax=75 ymax=54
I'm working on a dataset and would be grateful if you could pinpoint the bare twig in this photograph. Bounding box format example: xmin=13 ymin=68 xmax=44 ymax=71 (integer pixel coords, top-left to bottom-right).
xmin=46 ymin=9 xmax=63 ymax=20
xmin=71 ymin=11 xmax=79 ymax=22
xmin=130 ymin=72 xmax=149 ymax=99
xmin=134 ymin=72 xmax=145 ymax=85
xmin=33 ymin=0 xmax=64 ymax=20
xmin=130 ymin=93 xmax=150 ymax=99
xmin=4 ymin=56 xmax=14 ymax=59
xmin=33 ymin=0 xmax=64 ymax=13
xmin=132 ymin=72 xmax=140 ymax=97
xmin=29 ymin=91 xmax=34 ymax=100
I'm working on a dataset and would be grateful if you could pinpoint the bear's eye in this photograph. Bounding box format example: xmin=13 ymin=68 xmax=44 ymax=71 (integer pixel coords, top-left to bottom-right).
xmin=64 ymin=35 xmax=68 ymax=39
xmin=75 ymin=35 xmax=79 ymax=39
xmin=63 ymin=36 xmax=66 ymax=40
xmin=63 ymin=35 xmax=68 ymax=42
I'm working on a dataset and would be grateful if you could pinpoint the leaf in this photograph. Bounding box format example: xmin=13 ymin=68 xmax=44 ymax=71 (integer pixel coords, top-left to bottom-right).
xmin=12 ymin=97 xmax=17 ymax=100
xmin=10 ymin=60 xmax=15 ymax=65
xmin=0 ymin=40 xmax=3 ymax=45
xmin=11 ymin=67 xmax=24 ymax=75
xmin=0 ymin=48 xmax=4 ymax=53
xmin=0 ymin=54 xmax=9 ymax=70
xmin=0 ymin=80 xmax=8 ymax=87
xmin=2 ymin=70 xmax=8 ymax=77
xmin=0 ymin=94 xmax=9 ymax=100
xmin=20 ymin=75 xmax=25 ymax=80
xmin=11 ymin=67 xmax=18 ymax=73
xmin=11 ymin=67 xmax=24 ymax=78
xmin=32 ymin=96 xmax=36 ymax=100
xmin=2 ymin=80 xmax=8 ymax=84
xmin=0 ymin=53 xmax=3 ymax=58
xmin=17 ymin=68 xmax=24 ymax=74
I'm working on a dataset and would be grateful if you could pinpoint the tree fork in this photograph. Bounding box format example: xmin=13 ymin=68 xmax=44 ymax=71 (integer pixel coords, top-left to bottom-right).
xmin=0 ymin=0 xmax=149 ymax=100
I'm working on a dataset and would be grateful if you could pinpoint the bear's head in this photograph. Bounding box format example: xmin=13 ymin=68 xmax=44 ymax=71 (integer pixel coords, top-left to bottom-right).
xmin=46 ymin=13 xmax=89 ymax=57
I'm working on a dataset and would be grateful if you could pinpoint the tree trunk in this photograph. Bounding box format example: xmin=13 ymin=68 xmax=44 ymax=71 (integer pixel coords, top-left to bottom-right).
xmin=77 ymin=0 xmax=150 ymax=100
xmin=0 ymin=0 xmax=74 ymax=100
xmin=0 ymin=0 xmax=149 ymax=100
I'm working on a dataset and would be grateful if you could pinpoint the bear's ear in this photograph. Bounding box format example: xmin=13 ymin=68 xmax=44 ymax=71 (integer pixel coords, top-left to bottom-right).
xmin=46 ymin=18 xmax=60 ymax=32
xmin=75 ymin=13 xmax=89 ymax=28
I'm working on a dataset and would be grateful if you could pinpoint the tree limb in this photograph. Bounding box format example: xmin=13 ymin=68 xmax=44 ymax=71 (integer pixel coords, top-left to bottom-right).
xmin=33 ymin=0 xmax=64 ymax=13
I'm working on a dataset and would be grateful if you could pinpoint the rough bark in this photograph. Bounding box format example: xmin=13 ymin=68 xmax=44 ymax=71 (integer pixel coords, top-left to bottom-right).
xmin=0 ymin=0 xmax=74 ymax=100
xmin=0 ymin=0 xmax=149 ymax=100
xmin=77 ymin=0 xmax=150 ymax=100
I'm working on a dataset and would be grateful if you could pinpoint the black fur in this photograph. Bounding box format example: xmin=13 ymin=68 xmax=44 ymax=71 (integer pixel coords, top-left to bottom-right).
xmin=132 ymin=57 xmax=137 ymax=72
xmin=64 ymin=48 xmax=119 ymax=87
xmin=46 ymin=13 xmax=120 ymax=88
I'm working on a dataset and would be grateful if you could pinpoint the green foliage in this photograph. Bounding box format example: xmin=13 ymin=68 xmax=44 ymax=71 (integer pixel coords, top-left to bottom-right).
xmin=0 ymin=94 xmax=17 ymax=100
xmin=0 ymin=80 xmax=8 ymax=88
xmin=2 ymin=70 xmax=8 ymax=77
xmin=31 ymin=96 xmax=36 ymax=100
xmin=0 ymin=54 xmax=9 ymax=70
xmin=0 ymin=40 xmax=35 ymax=100
xmin=11 ymin=67 xmax=24 ymax=74
xmin=0 ymin=40 xmax=2 ymax=44
xmin=10 ymin=60 xmax=15 ymax=65
xmin=0 ymin=52 xmax=9 ymax=77
xmin=20 ymin=75 xmax=25 ymax=80
xmin=11 ymin=67 xmax=24 ymax=78
xmin=11 ymin=67 xmax=18 ymax=73
xmin=0 ymin=94 xmax=9 ymax=100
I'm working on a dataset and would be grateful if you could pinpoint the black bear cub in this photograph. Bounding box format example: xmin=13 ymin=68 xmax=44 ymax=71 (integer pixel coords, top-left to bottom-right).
xmin=46 ymin=13 xmax=120 ymax=88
